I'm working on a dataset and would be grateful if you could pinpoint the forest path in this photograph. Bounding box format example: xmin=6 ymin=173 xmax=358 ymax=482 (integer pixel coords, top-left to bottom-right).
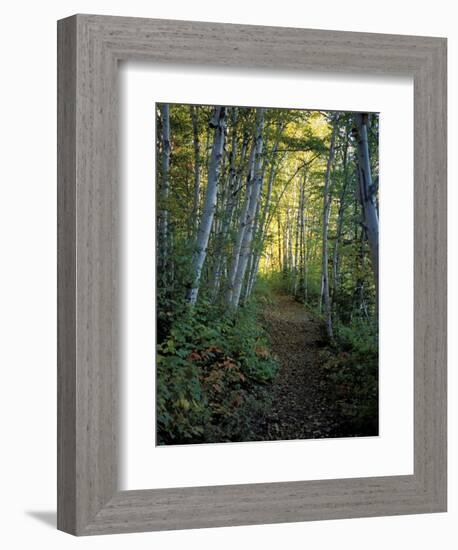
xmin=260 ymin=293 xmax=339 ymax=440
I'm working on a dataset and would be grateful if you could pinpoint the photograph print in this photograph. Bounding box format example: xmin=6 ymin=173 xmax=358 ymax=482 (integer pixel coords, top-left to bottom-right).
xmin=156 ymin=103 xmax=379 ymax=445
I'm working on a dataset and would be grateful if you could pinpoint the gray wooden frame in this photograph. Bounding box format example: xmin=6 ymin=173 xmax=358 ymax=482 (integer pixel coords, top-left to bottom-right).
xmin=57 ymin=14 xmax=447 ymax=536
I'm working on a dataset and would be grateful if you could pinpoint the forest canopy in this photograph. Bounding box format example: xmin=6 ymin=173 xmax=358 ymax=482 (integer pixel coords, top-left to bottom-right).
xmin=156 ymin=103 xmax=379 ymax=445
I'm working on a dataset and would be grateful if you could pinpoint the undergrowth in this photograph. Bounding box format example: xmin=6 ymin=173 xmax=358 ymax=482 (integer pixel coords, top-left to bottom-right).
xmin=321 ymin=318 xmax=379 ymax=435
xmin=156 ymin=298 xmax=278 ymax=445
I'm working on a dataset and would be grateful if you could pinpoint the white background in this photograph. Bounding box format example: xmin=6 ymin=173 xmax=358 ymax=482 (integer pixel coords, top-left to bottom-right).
xmin=122 ymin=65 xmax=413 ymax=489
xmin=0 ymin=1 xmax=456 ymax=549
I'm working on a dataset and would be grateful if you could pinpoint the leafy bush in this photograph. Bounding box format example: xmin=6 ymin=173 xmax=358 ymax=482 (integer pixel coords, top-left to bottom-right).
xmin=322 ymin=318 xmax=378 ymax=435
xmin=251 ymin=276 xmax=274 ymax=305
xmin=255 ymin=272 xmax=290 ymax=296
xmin=156 ymin=300 xmax=278 ymax=445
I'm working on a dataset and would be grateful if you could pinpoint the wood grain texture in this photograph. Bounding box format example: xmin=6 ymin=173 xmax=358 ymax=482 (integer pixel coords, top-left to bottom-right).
xmin=57 ymin=14 xmax=447 ymax=535
xmin=57 ymin=16 xmax=77 ymax=534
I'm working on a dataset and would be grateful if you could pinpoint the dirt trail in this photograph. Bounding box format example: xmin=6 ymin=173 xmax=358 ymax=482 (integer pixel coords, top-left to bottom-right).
xmin=260 ymin=294 xmax=340 ymax=440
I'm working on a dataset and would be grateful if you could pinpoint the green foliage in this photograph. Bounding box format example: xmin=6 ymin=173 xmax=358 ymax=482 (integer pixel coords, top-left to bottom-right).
xmin=322 ymin=318 xmax=378 ymax=434
xmin=256 ymin=272 xmax=290 ymax=296
xmin=157 ymin=301 xmax=278 ymax=445
xmin=250 ymin=275 xmax=274 ymax=304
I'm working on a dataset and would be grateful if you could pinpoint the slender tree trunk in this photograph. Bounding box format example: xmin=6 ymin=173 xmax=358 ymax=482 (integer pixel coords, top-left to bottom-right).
xmin=158 ymin=104 xmax=171 ymax=274
xmin=293 ymin=180 xmax=300 ymax=291
xmin=190 ymin=105 xmax=201 ymax=231
xmin=225 ymin=139 xmax=255 ymax=304
xmin=354 ymin=112 xmax=379 ymax=304
xmin=352 ymin=225 xmax=369 ymax=319
xmin=286 ymin=207 xmax=294 ymax=280
xmin=300 ymin=198 xmax=307 ymax=299
xmin=210 ymin=125 xmax=248 ymax=301
xmin=244 ymin=124 xmax=284 ymax=299
xmin=186 ymin=107 xmax=226 ymax=305
xmin=331 ymin=138 xmax=349 ymax=302
xmin=283 ymin=222 xmax=289 ymax=276
xmin=209 ymin=109 xmax=241 ymax=300
xmin=321 ymin=118 xmax=337 ymax=339
xmin=295 ymin=172 xmax=306 ymax=296
xmin=277 ymin=215 xmax=283 ymax=272
xmin=231 ymin=108 xmax=265 ymax=308
xmin=245 ymin=253 xmax=260 ymax=300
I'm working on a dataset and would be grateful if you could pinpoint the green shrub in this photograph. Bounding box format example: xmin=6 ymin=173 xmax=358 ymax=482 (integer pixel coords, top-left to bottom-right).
xmin=324 ymin=318 xmax=378 ymax=435
xmin=252 ymin=276 xmax=274 ymax=305
xmin=156 ymin=300 xmax=278 ymax=444
xmin=255 ymin=272 xmax=291 ymax=296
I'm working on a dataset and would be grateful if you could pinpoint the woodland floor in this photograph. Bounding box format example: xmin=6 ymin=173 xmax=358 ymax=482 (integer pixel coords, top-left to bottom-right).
xmin=258 ymin=294 xmax=350 ymax=440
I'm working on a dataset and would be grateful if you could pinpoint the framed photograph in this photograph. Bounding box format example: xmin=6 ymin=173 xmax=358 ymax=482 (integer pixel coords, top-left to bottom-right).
xmin=57 ymin=14 xmax=447 ymax=535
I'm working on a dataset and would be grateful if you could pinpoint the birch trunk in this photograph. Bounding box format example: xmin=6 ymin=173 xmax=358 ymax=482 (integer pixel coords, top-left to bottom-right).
xmin=186 ymin=107 xmax=226 ymax=305
xmin=242 ymin=154 xmax=266 ymax=302
xmin=244 ymin=124 xmax=284 ymax=299
xmin=294 ymin=172 xmax=306 ymax=296
xmin=231 ymin=108 xmax=265 ymax=308
xmin=300 ymin=195 xmax=307 ymax=299
xmin=321 ymin=118 xmax=337 ymax=339
xmin=331 ymin=138 xmax=349 ymax=301
xmin=225 ymin=139 xmax=255 ymax=304
xmin=158 ymin=104 xmax=170 ymax=272
xmin=209 ymin=109 xmax=240 ymax=300
xmin=293 ymin=179 xmax=301 ymax=290
xmin=245 ymin=252 xmax=260 ymax=300
xmin=190 ymin=105 xmax=201 ymax=231
xmin=354 ymin=113 xmax=379 ymax=303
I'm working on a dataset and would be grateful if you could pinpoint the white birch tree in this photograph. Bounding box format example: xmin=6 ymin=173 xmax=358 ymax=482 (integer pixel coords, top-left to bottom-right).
xmin=354 ymin=112 xmax=379 ymax=302
xmin=186 ymin=107 xmax=226 ymax=305
xmin=158 ymin=104 xmax=170 ymax=273
xmin=321 ymin=117 xmax=337 ymax=339
xmin=190 ymin=105 xmax=201 ymax=231
xmin=231 ymin=108 xmax=265 ymax=308
xmin=225 ymin=140 xmax=256 ymax=305
xmin=244 ymin=124 xmax=284 ymax=299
